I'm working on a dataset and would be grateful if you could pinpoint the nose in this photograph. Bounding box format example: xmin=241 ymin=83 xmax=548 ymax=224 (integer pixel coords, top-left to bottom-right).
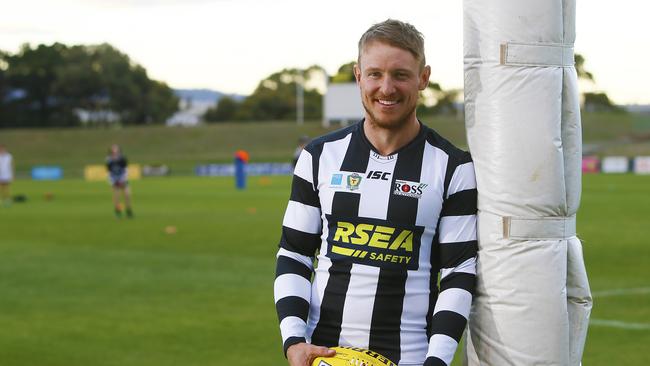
xmin=379 ymin=76 xmax=396 ymax=96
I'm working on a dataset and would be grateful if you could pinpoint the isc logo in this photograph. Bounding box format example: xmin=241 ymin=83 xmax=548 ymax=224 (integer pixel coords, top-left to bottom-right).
xmin=333 ymin=221 xmax=413 ymax=252
xmin=366 ymin=170 xmax=391 ymax=180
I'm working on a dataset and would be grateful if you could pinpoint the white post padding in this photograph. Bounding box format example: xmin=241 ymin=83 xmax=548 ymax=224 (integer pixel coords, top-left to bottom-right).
xmin=463 ymin=0 xmax=592 ymax=364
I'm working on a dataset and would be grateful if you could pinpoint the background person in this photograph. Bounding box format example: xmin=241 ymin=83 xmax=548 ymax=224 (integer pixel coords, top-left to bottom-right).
xmin=0 ymin=144 xmax=14 ymax=206
xmin=292 ymin=135 xmax=310 ymax=168
xmin=106 ymin=144 xmax=133 ymax=218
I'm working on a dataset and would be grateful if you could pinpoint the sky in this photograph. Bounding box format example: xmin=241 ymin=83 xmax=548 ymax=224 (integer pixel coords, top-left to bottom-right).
xmin=1 ymin=0 xmax=648 ymax=104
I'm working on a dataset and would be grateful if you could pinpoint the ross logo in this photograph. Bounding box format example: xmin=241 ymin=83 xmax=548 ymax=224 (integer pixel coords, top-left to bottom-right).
xmin=393 ymin=180 xmax=428 ymax=199
xmin=330 ymin=173 xmax=343 ymax=186
xmin=326 ymin=216 xmax=423 ymax=270
xmin=346 ymin=173 xmax=362 ymax=191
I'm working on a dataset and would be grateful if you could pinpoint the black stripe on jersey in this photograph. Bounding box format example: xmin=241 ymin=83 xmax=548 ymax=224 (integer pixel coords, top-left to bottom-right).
xmin=424 ymin=129 xmax=472 ymax=199
xmin=310 ymin=262 xmax=353 ymax=347
xmin=340 ymin=126 xmax=370 ymax=172
xmin=290 ymin=175 xmax=320 ymax=208
xmin=331 ymin=191 xmax=361 ymax=218
xmin=439 ymin=272 xmax=476 ymax=294
xmin=312 ymin=132 xmax=366 ymax=348
xmin=369 ymin=135 xmax=425 ymax=364
xmin=423 ymin=357 xmax=447 ymax=366
xmin=440 ymin=189 xmax=477 ymax=217
xmin=368 ymin=269 xmax=408 ymax=363
xmin=283 ymin=336 xmax=306 ymax=356
xmin=279 ymin=227 xmax=321 ymax=257
xmin=430 ymin=310 xmax=467 ymax=342
xmin=276 ymin=255 xmax=312 ymax=280
xmin=305 ymin=122 xmax=360 ymax=189
xmin=439 ymin=240 xmax=478 ymax=269
xmin=426 ymin=232 xmax=441 ymax=340
xmin=276 ymin=296 xmax=310 ymax=322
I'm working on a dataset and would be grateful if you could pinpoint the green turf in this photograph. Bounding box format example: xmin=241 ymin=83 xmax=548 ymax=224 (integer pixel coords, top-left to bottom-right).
xmin=3 ymin=112 xmax=648 ymax=179
xmin=0 ymin=174 xmax=648 ymax=365
xmin=0 ymin=116 xmax=467 ymax=179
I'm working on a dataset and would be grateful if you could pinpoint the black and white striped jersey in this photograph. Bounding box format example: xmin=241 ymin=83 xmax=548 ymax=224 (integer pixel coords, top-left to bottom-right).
xmin=274 ymin=121 xmax=477 ymax=366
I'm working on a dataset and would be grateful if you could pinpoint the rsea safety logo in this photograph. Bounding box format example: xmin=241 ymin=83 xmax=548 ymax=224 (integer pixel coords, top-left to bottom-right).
xmin=325 ymin=215 xmax=423 ymax=270
xmin=393 ymin=179 xmax=428 ymax=199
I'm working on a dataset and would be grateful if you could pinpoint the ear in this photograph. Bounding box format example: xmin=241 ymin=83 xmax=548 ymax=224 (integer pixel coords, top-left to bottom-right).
xmin=419 ymin=65 xmax=431 ymax=90
xmin=353 ymin=64 xmax=362 ymax=83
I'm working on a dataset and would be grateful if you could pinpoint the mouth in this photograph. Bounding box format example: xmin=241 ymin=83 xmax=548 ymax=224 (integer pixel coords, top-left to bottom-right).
xmin=376 ymin=99 xmax=400 ymax=107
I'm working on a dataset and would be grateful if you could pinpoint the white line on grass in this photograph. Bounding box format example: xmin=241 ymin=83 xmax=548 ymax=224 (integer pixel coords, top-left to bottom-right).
xmin=590 ymin=319 xmax=650 ymax=331
xmin=592 ymin=287 xmax=650 ymax=298
xmin=588 ymin=287 xmax=650 ymax=330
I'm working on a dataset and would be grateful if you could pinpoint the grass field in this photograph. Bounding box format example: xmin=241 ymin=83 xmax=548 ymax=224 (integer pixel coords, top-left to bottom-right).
xmin=1 ymin=112 xmax=649 ymax=178
xmin=0 ymin=174 xmax=648 ymax=365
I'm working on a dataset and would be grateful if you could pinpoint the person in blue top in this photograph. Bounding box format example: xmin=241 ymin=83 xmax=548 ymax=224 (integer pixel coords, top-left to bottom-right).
xmin=106 ymin=144 xmax=133 ymax=218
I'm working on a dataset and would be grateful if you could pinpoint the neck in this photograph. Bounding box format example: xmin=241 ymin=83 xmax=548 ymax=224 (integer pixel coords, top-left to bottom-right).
xmin=363 ymin=115 xmax=421 ymax=156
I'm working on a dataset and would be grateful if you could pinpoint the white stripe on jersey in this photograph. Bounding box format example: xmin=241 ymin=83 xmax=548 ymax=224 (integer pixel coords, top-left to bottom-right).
xmin=357 ymin=157 xmax=396 ymax=220
xmin=306 ymin=253 xmax=332 ymax=340
xmin=338 ymin=264 xmax=380 ymax=348
xmin=433 ymin=288 xmax=473 ymax=319
xmin=399 ymin=143 xmax=449 ymax=363
xmin=294 ymin=149 xmax=314 ymax=184
xmin=280 ymin=316 xmax=308 ymax=342
xmin=438 ymin=215 xmax=477 ymax=243
xmin=426 ymin=334 xmax=458 ymax=365
xmin=277 ymin=248 xmax=314 ymax=270
xmin=415 ymin=144 xmax=448 ymax=228
xmin=317 ymin=134 xmax=353 ymax=215
xmin=283 ymin=200 xmax=322 ymax=234
xmin=274 ymin=274 xmax=312 ymax=303
xmin=441 ymin=257 xmax=477 ymax=279
xmin=447 ymin=162 xmax=477 ymax=197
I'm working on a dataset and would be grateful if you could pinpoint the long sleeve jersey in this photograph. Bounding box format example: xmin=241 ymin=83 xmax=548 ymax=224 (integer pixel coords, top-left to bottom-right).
xmin=274 ymin=121 xmax=477 ymax=366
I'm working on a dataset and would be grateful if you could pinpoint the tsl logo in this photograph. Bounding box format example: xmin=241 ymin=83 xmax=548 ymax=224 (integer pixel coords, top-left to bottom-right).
xmin=346 ymin=173 xmax=362 ymax=191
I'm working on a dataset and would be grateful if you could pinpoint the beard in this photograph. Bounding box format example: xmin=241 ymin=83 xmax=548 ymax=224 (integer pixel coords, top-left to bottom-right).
xmin=361 ymin=95 xmax=417 ymax=131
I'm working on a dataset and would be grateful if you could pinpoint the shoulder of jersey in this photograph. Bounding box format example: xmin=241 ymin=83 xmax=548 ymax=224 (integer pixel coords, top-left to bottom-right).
xmin=312 ymin=346 xmax=397 ymax=366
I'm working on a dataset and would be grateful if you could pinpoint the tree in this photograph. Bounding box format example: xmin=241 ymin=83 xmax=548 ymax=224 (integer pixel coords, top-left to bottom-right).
xmin=236 ymin=66 xmax=325 ymax=121
xmin=583 ymin=92 xmax=623 ymax=113
xmin=0 ymin=43 xmax=178 ymax=128
xmin=418 ymin=81 xmax=460 ymax=115
xmin=574 ymin=54 xmax=594 ymax=82
xmin=574 ymin=53 xmax=621 ymax=112
xmin=330 ymin=61 xmax=356 ymax=83
xmin=204 ymin=96 xmax=240 ymax=122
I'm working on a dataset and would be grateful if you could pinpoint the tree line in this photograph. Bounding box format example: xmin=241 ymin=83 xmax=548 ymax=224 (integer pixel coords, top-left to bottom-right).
xmin=0 ymin=42 xmax=619 ymax=128
xmin=0 ymin=43 xmax=178 ymax=128
xmin=203 ymin=62 xmax=462 ymax=123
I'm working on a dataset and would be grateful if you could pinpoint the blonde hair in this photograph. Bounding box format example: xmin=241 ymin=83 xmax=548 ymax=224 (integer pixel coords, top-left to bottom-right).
xmin=358 ymin=19 xmax=426 ymax=70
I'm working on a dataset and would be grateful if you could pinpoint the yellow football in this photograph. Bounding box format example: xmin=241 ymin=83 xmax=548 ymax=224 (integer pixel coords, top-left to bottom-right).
xmin=312 ymin=346 xmax=397 ymax=366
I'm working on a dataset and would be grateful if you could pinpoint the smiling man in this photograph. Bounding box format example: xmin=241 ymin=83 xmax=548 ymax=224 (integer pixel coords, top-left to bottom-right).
xmin=274 ymin=19 xmax=477 ymax=366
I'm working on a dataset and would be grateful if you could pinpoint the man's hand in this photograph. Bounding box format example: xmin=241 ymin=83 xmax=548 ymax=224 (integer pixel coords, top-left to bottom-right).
xmin=287 ymin=343 xmax=336 ymax=366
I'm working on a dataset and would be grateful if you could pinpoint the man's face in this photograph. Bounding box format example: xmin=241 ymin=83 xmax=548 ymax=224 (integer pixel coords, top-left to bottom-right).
xmin=354 ymin=41 xmax=430 ymax=130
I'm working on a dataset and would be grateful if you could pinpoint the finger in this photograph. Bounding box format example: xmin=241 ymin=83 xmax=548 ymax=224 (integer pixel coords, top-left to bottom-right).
xmin=312 ymin=346 xmax=336 ymax=357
